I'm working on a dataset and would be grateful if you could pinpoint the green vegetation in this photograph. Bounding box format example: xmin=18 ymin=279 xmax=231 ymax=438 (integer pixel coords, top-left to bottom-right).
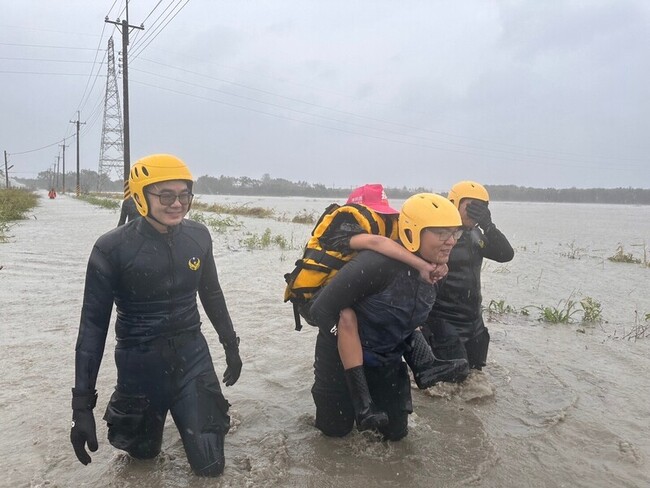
xmin=75 ymin=193 xmax=121 ymax=210
xmin=487 ymin=299 xmax=516 ymax=315
xmin=189 ymin=211 xmax=242 ymax=233
xmin=580 ymin=297 xmax=603 ymax=323
xmin=241 ymin=228 xmax=288 ymax=250
xmin=532 ymin=299 xmax=581 ymax=324
xmin=0 ymin=189 xmax=38 ymax=242
xmin=192 ymin=201 xmax=274 ymax=219
xmin=528 ymin=295 xmax=603 ymax=324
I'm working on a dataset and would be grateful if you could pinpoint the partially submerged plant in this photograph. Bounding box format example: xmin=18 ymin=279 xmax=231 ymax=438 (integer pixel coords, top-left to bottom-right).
xmin=621 ymin=311 xmax=650 ymax=341
xmin=560 ymin=240 xmax=586 ymax=260
xmin=291 ymin=209 xmax=318 ymax=225
xmin=528 ymin=299 xmax=581 ymax=324
xmin=189 ymin=211 xmax=242 ymax=234
xmin=607 ymin=245 xmax=641 ymax=264
xmin=487 ymin=299 xmax=516 ymax=315
xmin=75 ymin=194 xmax=120 ymax=210
xmin=241 ymin=228 xmax=288 ymax=250
xmin=580 ymin=296 xmax=603 ymax=323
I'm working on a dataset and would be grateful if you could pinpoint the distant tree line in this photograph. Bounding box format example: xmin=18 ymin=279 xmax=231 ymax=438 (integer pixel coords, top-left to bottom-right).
xmin=17 ymin=169 xmax=122 ymax=193
xmin=15 ymin=171 xmax=650 ymax=204
xmin=485 ymin=185 xmax=650 ymax=205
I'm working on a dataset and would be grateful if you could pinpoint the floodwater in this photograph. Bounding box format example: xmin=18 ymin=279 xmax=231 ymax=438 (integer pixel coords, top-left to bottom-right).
xmin=1 ymin=191 xmax=649 ymax=488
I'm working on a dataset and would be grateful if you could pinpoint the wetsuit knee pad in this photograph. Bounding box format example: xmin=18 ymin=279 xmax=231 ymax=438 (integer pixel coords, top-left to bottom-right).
xmin=196 ymin=375 xmax=231 ymax=434
xmin=465 ymin=329 xmax=490 ymax=370
xmin=104 ymin=390 xmax=162 ymax=458
xmin=311 ymin=388 xmax=354 ymax=437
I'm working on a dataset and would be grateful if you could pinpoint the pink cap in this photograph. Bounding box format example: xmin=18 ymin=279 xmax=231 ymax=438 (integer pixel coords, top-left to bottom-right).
xmin=346 ymin=184 xmax=399 ymax=214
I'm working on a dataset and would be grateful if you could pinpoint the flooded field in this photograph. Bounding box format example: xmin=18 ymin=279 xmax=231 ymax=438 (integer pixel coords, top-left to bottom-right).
xmin=1 ymin=192 xmax=649 ymax=487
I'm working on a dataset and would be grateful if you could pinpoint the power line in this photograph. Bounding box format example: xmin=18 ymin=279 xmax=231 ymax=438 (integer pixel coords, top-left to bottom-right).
xmin=129 ymin=78 xmax=643 ymax=173
xmin=135 ymin=57 xmax=647 ymax=165
xmin=130 ymin=67 xmax=647 ymax=169
xmin=130 ymin=0 xmax=190 ymax=60
xmin=0 ymin=42 xmax=98 ymax=51
xmin=8 ymin=135 xmax=75 ymax=156
xmin=0 ymin=57 xmax=99 ymax=64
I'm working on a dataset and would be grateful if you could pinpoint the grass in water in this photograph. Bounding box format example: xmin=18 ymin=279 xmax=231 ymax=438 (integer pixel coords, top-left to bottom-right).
xmin=241 ymin=228 xmax=288 ymax=250
xmin=291 ymin=209 xmax=318 ymax=224
xmin=0 ymin=189 xmax=39 ymax=242
xmin=192 ymin=201 xmax=274 ymax=219
xmin=607 ymin=245 xmax=641 ymax=264
xmin=189 ymin=211 xmax=242 ymax=233
xmin=527 ymin=295 xmax=603 ymax=324
xmin=75 ymin=193 xmax=121 ymax=210
xmin=487 ymin=299 xmax=516 ymax=315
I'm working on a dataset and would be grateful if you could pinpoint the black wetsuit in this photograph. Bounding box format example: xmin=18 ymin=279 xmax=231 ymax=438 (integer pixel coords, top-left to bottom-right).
xmin=75 ymin=217 xmax=236 ymax=475
xmin=422 ymin=224 xmax=513 ymax=371
xmin=309 ymin=250 xmax=438 ymax=440
xmin=117 ymin=198 xmax=141 ymax=226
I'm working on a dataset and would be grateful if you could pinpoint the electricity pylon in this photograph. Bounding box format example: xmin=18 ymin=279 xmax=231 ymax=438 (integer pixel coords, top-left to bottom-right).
xmin=98 ymin=36 xmax=124 ymax=190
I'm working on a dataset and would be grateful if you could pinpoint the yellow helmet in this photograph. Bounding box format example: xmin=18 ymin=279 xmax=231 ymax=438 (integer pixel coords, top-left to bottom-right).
xmin=129 ymin=154 xmax=193 ymax=217
xmin=398 ymin=193 xmax=462 ymax=252
xmin=448 ymin=181 xmax=489 ymax=209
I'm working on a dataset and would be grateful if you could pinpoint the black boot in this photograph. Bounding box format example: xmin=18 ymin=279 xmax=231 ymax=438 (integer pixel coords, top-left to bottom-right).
xmin=344 ymin=366 xmax=389 ymax=431
xmin=404 ymin=330 xmax=469 ymax=388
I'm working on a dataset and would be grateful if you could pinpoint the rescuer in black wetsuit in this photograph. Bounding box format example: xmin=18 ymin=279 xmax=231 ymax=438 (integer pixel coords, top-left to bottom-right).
xmin=308 ymin=193 xmax=465 ymax=440
xmin=70 ymin=154 xmax=242 ymax=477
xmin=116 ymin=189 xmax=140 ymax=226
xmin=422 ymin=181 xmax=514 ymax=379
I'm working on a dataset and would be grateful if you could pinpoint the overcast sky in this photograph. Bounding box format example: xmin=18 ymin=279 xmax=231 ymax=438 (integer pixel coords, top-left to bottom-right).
xmin=2 ymin=0 xmax=649 ymax=191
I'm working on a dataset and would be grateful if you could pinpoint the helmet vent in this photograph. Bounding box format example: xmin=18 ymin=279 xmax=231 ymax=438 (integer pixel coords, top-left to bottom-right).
xmin=142 ymin=166 xmax=149 ymax=176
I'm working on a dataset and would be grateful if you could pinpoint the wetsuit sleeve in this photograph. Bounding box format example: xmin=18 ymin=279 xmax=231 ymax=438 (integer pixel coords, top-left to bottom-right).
xmin=319 ymin=213 xmax=368 ymax=254
xmin=309 ymin=250 xmax=396 ymax=333
xmin=74 ymin=245 xmax=116 ymax=391
xmin=481 ymin=225 xmax=514 ymax=263
xmin=198 ymin=240 xmax=237 ymax=346
xmin=117 ymin=203 xmax=127 ymax=226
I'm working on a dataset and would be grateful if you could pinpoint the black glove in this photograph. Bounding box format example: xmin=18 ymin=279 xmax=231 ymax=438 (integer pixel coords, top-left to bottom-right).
xmin=466 ymin=202 xmax=492 ymax=230
xmin=70 ymin=388 xmax=98 ymax=465
xmin=222 ymin=336 xmax=242 ymax=386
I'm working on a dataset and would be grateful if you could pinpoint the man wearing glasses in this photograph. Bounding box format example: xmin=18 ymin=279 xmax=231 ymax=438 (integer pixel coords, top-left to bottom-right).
xmin=309 ymin=193 xmax=464 ymax=441
xmin=422 ymin=181 xmax=514 ymax=380
xmin=70 ymin=154 xmax=242 ymax=477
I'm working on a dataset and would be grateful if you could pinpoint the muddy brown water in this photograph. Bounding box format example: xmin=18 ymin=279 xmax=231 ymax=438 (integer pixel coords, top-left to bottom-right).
xmin=1 ymin=192 xmax=649 ymax=487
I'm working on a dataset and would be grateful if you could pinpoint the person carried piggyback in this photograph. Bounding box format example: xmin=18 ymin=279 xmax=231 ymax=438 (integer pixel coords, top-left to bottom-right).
xmin=285 ymin=184 xmax=468 ymax=432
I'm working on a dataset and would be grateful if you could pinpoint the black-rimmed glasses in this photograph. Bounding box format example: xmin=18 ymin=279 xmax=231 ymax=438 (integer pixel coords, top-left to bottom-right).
xmin=147 ymin=191 xmax=194 ymax=206
xmin=425 ymin=228 xmax=463 ymax=241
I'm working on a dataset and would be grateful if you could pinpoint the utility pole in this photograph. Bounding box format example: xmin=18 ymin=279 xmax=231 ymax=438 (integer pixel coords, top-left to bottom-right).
xmin=56 ymin=155 xmax=60 ymax=190
xmin=106 ymin=0 xmax=143 ymax=198
xmin=59 ymin=142 xmax=68 ymax=193
xmin=4 ymin=151 xmax=8 ymax=189
xmin=4 ymin=151 xmax=11 ymax=189
xmin=70 ymin=111 xmax=85 ymax=196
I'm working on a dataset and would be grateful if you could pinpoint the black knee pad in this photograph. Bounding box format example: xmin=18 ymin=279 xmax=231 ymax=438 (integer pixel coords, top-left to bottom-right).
xmin=104 ymin=390 xmax=162 ymax=459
